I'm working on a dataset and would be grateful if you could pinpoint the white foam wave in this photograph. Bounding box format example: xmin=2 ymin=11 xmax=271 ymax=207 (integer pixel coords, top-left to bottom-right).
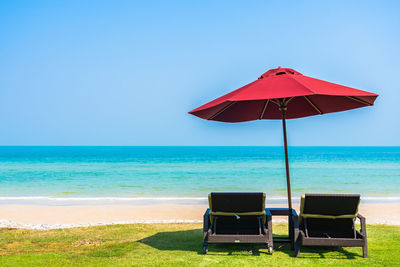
xmin=362 ymin=197 xmax=400 ymax=200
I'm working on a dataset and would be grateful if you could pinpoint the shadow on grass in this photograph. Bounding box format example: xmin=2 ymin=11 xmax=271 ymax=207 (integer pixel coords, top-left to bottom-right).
xmin=139 ymin=228 xmax=362 ymax=258
xmin=280 ymin=244 xmax=362 ymax=259
xmin=138 ymin=229 xmax=270 ymax=256
xmin=305 ymin=247 xmax=362 ymax=259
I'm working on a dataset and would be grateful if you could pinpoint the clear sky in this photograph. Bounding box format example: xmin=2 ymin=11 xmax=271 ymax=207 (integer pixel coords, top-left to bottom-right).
xmin=0 ymin=1 xmax=399 ymax=146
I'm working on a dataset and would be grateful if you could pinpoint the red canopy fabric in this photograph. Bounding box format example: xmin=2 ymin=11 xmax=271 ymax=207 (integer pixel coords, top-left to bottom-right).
xmin=189 ymin=67 xmax=378 ymax=122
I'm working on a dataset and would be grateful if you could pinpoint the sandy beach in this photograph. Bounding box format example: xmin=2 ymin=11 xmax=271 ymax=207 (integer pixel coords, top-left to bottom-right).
xmin=0 ymin=202 xmax=399 ymax=230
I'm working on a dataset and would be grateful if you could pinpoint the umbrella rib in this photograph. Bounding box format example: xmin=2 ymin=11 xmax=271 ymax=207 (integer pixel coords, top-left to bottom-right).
xmin=346 ymin=96 xmax=373 ymax=106
xmin=208 ymin=101 xmax=236 ymax=120
xmin=284 ymin=97 xmax=294 ymax=105
xmin=259 ymin=100 xmax=269 ymax=119
xmin=270 ymin=99 xmax=280 ymax=106
xmin=304 ymin=96 xmax=323 ymax=114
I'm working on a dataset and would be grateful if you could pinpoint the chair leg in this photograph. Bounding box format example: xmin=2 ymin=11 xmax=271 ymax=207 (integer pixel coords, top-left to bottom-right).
xmin=359 ymin=214 xmax=368 ymax=258
xmin=295 ymin=246 xmax=300 ymax=257
xmin=291 ymin=212 xmax=299 ymax=252
xmin=362 ymin=241 xmax=368 ymax=258
xmin=203 ymin=240 xmax=208 ymax=254
xmin=202 ymin=227 xmax=209 ymax=255
xmin=294 ymin=234 xmax=301 ymax=257
xmin=289 ymin=214 xmax=294 ymax=250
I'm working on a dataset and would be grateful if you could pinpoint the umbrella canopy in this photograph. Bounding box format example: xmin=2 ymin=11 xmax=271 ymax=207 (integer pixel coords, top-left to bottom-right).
xmin=189 ymin=67 xmax=378 ymax=122
xmin=189 ymin=67 xmax=378 ymax=210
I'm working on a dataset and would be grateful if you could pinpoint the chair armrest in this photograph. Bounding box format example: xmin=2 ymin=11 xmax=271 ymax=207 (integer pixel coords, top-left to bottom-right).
xmin=290 ymin=208 xmax=298 ymax=217
xmin=204 ymin=208 xmax=211 ymax=217
xmin=265 ymin=208 xmax=272 ymax=217
xmin=203 ymin=209 xmax=211 ymax=232
xmin=265 ymin=208 xmax=273 ymax=228
xmin=291 ymin=211 xmax=299 ymax=228
xmin=357 ymin=213 xmax=365 ymax=220
xmin=357 ymin=213 xmax=367 ymax=236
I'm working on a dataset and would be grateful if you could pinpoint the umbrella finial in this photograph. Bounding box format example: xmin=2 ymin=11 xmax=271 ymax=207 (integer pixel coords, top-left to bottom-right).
xmin=259 ymin=67 xmax=301 ymax=79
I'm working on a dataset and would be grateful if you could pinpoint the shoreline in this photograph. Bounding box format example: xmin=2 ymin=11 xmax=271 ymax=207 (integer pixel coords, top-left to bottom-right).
xmin=0 ymin=202 xmax=399 ymax=230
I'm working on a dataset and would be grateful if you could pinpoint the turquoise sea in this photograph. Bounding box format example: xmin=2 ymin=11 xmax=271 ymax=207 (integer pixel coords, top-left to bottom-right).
xmin=0 ymin=146 xmax=399 ymax=202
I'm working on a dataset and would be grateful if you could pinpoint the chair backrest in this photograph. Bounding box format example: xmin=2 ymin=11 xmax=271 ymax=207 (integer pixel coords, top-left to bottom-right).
xmin=300 ymin=194 xmax=360 ymax=218
xmin=209 ymin=192 xmax=265 ymax=213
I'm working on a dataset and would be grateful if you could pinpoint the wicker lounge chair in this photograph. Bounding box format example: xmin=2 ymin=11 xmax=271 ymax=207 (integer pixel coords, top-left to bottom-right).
xmin=294 ymin=194 xmax=368 ymax=258
xmin=203 ymin=192 xmax=273 ymax=254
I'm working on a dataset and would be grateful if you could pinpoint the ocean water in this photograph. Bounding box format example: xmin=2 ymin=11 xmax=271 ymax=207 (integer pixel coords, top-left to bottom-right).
xmin=0 ymin=146 xmax=399 ymax=202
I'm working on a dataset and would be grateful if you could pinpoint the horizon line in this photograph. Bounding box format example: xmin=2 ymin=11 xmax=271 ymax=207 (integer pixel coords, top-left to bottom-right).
xmin=0 ymin=145 xmax=399 ymax=147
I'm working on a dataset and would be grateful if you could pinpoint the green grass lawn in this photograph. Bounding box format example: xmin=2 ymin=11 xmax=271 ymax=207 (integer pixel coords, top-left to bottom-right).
xmin=0 ymin=223 xmax=399 ymax=266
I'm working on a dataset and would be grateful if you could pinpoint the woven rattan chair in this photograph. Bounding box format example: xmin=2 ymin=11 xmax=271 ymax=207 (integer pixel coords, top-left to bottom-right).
xmin=294 ymin=194 xmax=368 ymax=258
xmin=203 ymin=192 xmax=273 ymax=254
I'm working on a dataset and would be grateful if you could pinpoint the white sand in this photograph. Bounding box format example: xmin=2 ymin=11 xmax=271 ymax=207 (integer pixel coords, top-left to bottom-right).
xmin=0 ymin=202 xmax=399 ymax=230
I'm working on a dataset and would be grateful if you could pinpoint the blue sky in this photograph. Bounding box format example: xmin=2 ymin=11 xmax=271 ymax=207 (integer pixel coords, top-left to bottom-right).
xmin=0 ymin=0 xmax=399 ymax=146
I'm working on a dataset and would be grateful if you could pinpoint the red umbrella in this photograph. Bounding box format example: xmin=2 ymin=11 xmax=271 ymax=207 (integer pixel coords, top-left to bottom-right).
xmin=189 ymin=67 xmax=378 ymax=211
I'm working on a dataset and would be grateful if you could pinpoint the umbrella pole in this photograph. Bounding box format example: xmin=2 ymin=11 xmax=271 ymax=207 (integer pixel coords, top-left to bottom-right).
xmin=281 ymin=105 xmax=295 ymax=246
xmin=280 ymin=106 xmax=293 ymax=211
